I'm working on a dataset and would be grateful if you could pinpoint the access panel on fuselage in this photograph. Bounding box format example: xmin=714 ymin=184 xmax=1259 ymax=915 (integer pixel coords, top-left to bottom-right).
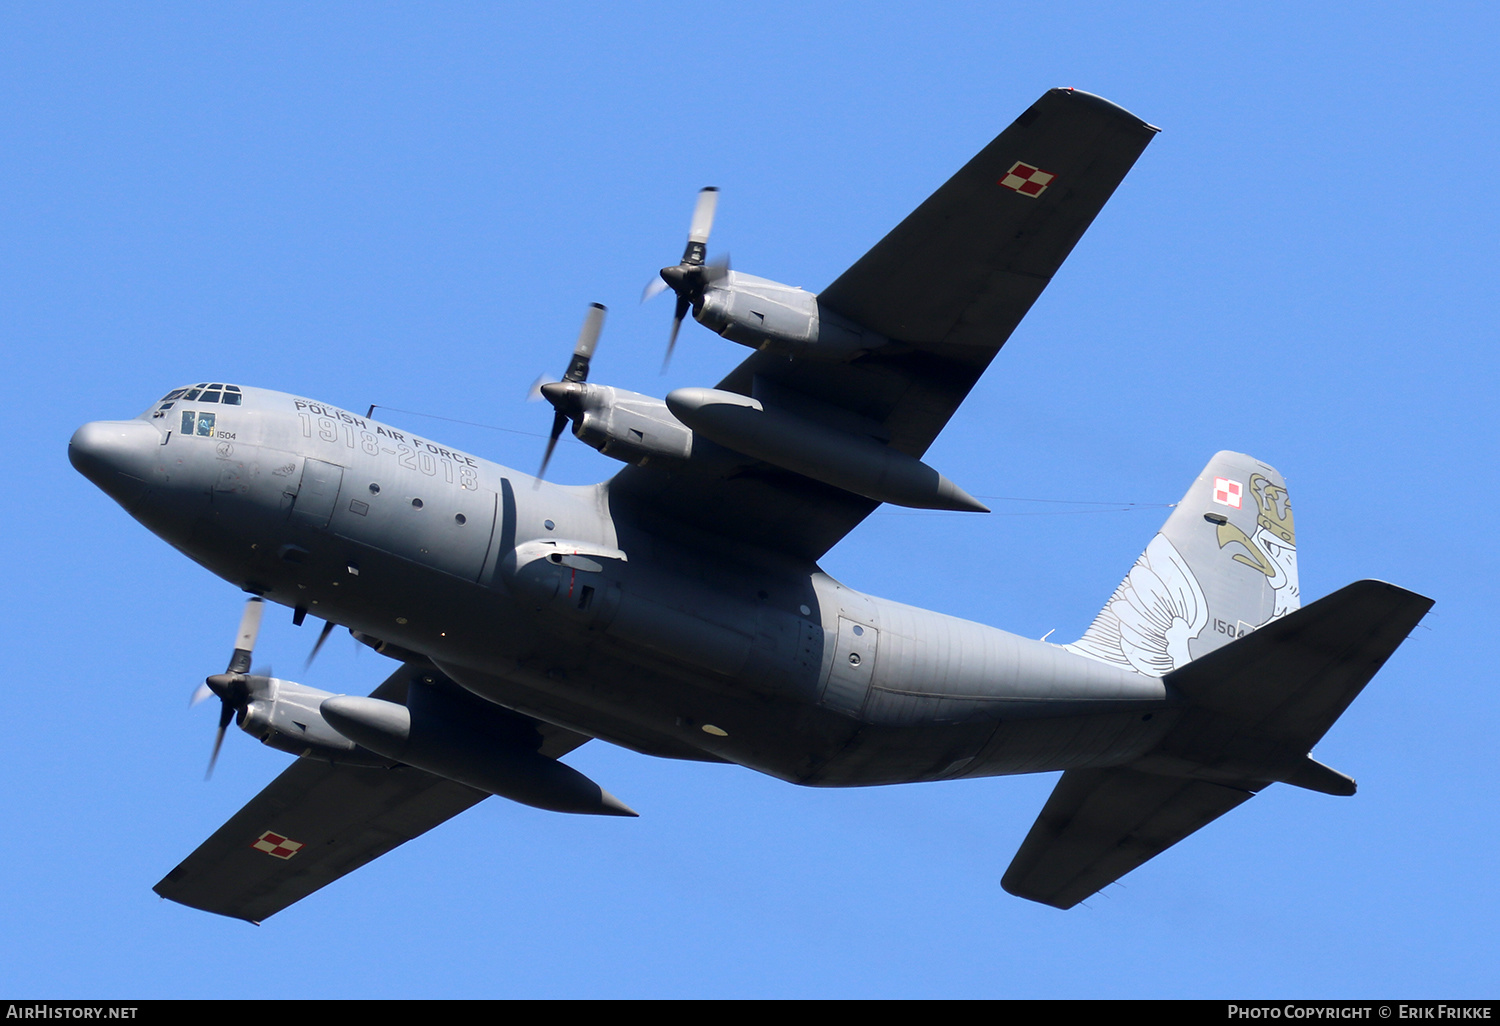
xmin=322 ymin=452 xmax=498 ymax=583
xmin=821 ymin=616 xmax=877 ymax=716
xmin=288 ymin=458 xmax=344 ymax=530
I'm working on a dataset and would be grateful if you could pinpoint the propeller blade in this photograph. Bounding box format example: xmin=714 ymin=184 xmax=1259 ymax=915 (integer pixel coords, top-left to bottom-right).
xmin=654 ymin=189 xmax=723 ymax=365
xmin=536 ymin=410 xmax=568 ymax=484
xmin=641 ymin=276 xmax=670 ymax=304
xmin=663 ymin=296 xmax=689 ymax=372
xmin=563 ymin=303 xmax=606 ymax=384
xmin=226 ymin=597 xmax=264 ymax=675
xmin=189 ymin=681 xmax=213 ymax=708
xmin=305 ymin=619 xmax=336 ymax=670
xmin=536 ymin=304 xmax=606 ymax=481
xmin=526 ymin=373 xmax=555 ymax=402
xmin=206 ymin=700 xmax=234 ymax=780
xmin=201 ymin=601 xmax=268 ymax=780
xmin=684 ymin=187 xmax=719 ymax=264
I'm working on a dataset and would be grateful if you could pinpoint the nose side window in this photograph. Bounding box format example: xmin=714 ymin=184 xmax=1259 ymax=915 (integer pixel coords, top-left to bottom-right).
xmin=181 ymin=410 xmax=195 ymax=434
xmin=196 ymin=412 xmax=216 ymax=436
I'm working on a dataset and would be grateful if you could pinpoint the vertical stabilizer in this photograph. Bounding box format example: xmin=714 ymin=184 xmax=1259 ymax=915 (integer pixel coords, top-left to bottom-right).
xmin=1066 ymin=452 xmax=1299 ymax=676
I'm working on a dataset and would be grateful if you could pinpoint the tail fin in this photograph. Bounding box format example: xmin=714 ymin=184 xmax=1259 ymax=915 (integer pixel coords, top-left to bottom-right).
xmin=1065 ymin=451 xmax=1299 ymax=676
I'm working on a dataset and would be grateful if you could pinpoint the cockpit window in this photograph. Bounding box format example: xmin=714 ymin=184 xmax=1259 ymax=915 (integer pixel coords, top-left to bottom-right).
xmin=163 ymin=382 xmax=239 ymax=425
xmin=164 ymin=383 xmax=244 ymax=405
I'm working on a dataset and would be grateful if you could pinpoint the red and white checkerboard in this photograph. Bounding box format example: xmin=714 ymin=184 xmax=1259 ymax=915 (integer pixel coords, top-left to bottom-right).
xmin=998 ymin=161 xmax=1057 ymax=198
xmin=1213 ymin=477 xmax=1243 ymax=509
xmin=251 ymin=830 xmax=304 ymax=859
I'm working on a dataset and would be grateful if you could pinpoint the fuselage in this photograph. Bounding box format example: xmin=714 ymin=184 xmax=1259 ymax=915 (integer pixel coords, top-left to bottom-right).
xmin=71 ymin=383 xmax=1173 ymax=787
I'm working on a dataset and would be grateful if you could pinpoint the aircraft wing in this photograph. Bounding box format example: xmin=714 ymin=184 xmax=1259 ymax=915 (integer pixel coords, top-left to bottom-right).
xmin=610 ymin=88 xmax=1159 ymax=560
xmin=154 ymin=662 xmax=591 ymax=922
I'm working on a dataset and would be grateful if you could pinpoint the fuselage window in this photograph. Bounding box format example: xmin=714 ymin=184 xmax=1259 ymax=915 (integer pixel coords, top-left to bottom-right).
xmin=221 ymin=391 xmax=242 ymax=405
xmin=163 ymin=389 xmax=188 ymax=401
xmin=184 ymin=389 xmax=202 ymax=401
xmin=201 ymin=391 xmax=222 ymax=403
xmin=181 ymin=410 xmax=195 ymax=434
xmin=197 ymin=412 xmax=216 ymax=436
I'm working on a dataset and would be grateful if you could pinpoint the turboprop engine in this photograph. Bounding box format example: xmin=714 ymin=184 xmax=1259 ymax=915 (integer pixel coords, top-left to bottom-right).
xmin=193 ymin=597 xmax=384 ymax=772
xmin=646 ymin=188 xmax=889 ymax=363
xmin=538 ymin=382 xmax=694 ymax=466
xmin=235 ymin=675 xmax=385 ymax=765
xmin=195 ymin=601 xmax=634 ymax=815
xmin=695 ymin=271 xmax=888 ymax=360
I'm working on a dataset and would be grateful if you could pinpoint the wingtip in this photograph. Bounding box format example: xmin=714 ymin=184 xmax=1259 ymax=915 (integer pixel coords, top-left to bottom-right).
xmin=1048 ymin=86 xmax=1160 ymax=132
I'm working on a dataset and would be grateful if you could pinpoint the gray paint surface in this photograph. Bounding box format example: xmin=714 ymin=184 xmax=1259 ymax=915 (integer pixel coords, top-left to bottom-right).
xmin=67 ymin=88 xmax=1431 ymax=921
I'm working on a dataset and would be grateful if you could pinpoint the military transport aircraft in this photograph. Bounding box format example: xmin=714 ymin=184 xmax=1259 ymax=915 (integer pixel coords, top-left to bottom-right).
xmin=69 ymin=88 xmax=1431 ymax=921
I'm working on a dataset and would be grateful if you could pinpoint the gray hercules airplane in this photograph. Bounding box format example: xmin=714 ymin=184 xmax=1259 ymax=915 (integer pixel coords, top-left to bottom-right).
xmin=70 ymin=88 xmax=1431 ymax=921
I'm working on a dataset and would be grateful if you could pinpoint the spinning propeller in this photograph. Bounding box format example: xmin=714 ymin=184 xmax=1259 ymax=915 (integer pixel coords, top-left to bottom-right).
xmin=642 ymin=187 xmax=728 ymax=370
xmin=191 ymin=596 xmax=264 ymax=779
xmin=190 ymin=597 xmax=341 ymax=777
xmin=531 ymin=302 xmax=606 ymax=483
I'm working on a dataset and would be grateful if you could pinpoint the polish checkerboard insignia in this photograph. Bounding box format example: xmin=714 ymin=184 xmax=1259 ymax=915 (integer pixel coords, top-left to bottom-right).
xmin=1213 ymin=477 xmax=1243 ymax=509
xmin=251 ymin=830 xmax=304 ymax=859
xmin=998 ymin=161 xmax=1056 ymax=197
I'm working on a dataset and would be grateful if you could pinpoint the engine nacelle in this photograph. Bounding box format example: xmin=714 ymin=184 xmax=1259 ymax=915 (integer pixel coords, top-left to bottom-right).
xmin=696 ymin=272 xmax=887 ymax=360
xmin=665 ymin=387 xmax=989 ymax=513
xmin=566 ymin=384 xmax=694 ymax=465
xmin=237 ymin=676 xmax=387 ymax=766
xmin=319 ymin=679 xmax=636 ymax=816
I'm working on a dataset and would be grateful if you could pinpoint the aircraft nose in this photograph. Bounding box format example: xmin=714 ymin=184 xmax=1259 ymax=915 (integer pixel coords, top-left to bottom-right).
xmin=69 ymin=419 xmax=161 ymax=509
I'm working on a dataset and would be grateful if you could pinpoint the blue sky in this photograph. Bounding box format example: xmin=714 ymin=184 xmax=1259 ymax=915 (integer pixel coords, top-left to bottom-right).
xmin=4 ymin=2 xmax=1496 ymax=998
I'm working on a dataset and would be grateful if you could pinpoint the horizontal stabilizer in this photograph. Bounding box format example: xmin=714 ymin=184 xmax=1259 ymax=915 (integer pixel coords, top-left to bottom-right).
xmin=1001 ymin=767 xmax=1253 ymax=910
xmin=1162 ymin=579 xmax=1433 ymax=749
xmin=1005 ymin=579 xmax=1432 ymax=909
